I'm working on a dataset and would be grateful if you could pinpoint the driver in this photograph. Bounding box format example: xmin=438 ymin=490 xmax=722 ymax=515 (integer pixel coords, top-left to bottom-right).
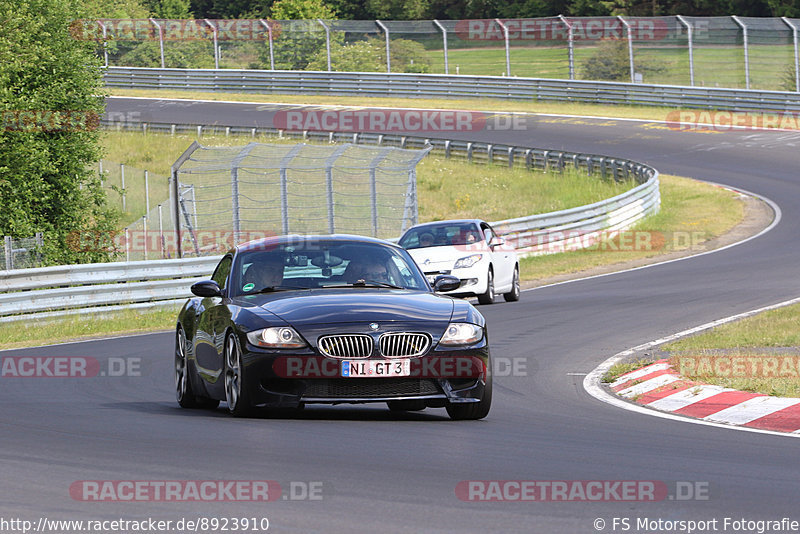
xmin=243 ymin=254 xmax=285 ymax=290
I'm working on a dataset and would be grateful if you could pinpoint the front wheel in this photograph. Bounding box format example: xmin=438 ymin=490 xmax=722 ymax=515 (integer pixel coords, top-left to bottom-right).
xmin=477 ymin=268 xmax=495 ymax=305
xmin=445 ymin=372 xmax=492 ymax=421
xmin=225 ymin=333 xmax=252 ymax=417
xmin=503 ymin=266 xmax=520 ymax=302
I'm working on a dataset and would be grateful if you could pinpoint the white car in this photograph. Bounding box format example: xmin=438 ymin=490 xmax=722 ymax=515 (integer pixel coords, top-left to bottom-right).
xmin=398 ymin=219 xmax=520 ymax=304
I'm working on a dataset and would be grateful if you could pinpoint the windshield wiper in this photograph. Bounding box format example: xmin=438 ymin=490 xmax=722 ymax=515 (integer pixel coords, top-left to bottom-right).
xmin=251 ymin=285 xmax=309 ymax=294
xmin=352 ymin=279 xmax=405 ymax=289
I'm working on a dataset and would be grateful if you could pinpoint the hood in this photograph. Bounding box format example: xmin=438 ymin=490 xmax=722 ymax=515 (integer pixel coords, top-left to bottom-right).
xmin=243 ymin=288 xmax=455 ymax=326
xmin=407 ymin=245 xmax=487 ymax=270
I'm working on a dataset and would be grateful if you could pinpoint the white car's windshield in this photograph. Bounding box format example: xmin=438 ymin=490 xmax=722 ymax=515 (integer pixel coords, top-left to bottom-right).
xmin=399 ymin=224 xmax=482 ymax=249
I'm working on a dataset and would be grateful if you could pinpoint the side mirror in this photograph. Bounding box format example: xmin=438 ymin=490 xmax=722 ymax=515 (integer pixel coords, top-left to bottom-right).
xmin=433 ymin=275 xmax=461 ymax=293
xmin=191 ymin=280 xmax=222 ymax=298
xmin=490 ymin=236 xmax=506 ymax=248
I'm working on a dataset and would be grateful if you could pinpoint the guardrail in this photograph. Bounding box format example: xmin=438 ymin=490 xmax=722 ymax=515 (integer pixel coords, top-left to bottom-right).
xmin=1 ymin=126 xmax=658 ymax=323
xmin=105 ymin=67 xmax=800 ymax=112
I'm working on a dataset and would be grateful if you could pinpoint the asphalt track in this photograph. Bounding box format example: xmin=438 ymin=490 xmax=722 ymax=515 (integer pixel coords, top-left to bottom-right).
xmin=2 ymin=97 xmax=800 ymax=533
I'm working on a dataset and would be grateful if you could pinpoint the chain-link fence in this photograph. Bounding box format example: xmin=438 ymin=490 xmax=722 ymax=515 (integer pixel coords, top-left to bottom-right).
xmin=82 ymin=16 xmax=800 ymax=91
xmin=151 ymin=141 xmax=431 ymax=259
xmin=1 ymin=234 xmax=44 ymax=270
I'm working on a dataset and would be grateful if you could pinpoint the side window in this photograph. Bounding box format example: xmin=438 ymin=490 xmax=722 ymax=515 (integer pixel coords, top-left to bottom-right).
xmin=211 ymin=255 xmax=233 ymax=291
xmin=481 ymin=224 xmax=495 ymax=244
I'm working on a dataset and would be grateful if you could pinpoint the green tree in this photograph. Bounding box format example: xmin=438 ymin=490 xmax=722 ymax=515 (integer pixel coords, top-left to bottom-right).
xmin=0 ymin=0 xmax=118 ymax=264
xmin=142 ymin=0 xmax=193 ymax=17
xmin=261 ymin=0 xmax=337 ymax=71
xmin=306 ymin=37 xmax=431 ymax=72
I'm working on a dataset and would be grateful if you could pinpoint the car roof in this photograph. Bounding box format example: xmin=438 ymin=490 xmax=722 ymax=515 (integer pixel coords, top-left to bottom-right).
xmin=233 ymin=234 xmax=404 ymax=254
xmin=403 ymin=219 xmax=485 ymax=232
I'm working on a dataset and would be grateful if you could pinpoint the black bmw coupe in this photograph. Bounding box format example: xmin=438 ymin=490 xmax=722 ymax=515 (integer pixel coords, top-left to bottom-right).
xmin=175 ymin=235 xmax=492 ymax=420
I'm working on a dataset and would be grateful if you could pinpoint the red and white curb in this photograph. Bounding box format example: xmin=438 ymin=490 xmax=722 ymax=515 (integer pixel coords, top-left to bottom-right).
xmin=584 ymin=295 xmax=800 ymax=438
xmin=610 ymin=359 xmax=800 ymax=433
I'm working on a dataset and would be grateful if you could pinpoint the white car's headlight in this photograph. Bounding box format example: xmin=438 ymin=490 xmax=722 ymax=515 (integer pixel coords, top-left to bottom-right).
xmin=247 ymin=327 xmax=306 ymax=349
xmin=453 ymin=254 xmax=483 ymax=269
xmin=439 ymin=323 xmax=483 ymax=346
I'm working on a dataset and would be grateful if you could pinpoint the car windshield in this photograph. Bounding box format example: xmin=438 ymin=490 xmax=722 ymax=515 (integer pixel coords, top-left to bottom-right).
xmin=399 ymin=224 xmax=482 ymax=249
xmin=232 ymin=240 xmax=429 ymax=296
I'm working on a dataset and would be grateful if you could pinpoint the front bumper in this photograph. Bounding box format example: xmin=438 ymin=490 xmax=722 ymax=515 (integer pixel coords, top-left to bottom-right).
xmin=241 ymin=346 xmax=490 ymax=408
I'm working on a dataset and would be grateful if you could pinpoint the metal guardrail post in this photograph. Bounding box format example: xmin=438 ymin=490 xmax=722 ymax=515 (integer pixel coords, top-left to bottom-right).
xmin=732 ymin=16 xmax=750 ymax=90
xmin=558 ymin=15 xmax=574 ymax=80
xmin=97 ymin=20 xmax=108 ymax=68
xmin=260 ymin=20 xmax=275 ymax=70
xmin=376 ymin=20 xmax=391 ymax=73
xmin=783 ymin=17 xmax=800 ymax=92
xmin=676 ymin=15 xmax=694 ymax=86
xmin=150 ymin=18 xmax=165 ymax=68
xmin=318 ymin=19 xmax=332 ymax=72
xmin=204 ymin=19 xmax=219 ymax=69
xmin=433 ymin=20 xmax=448 ymax=74
xmin=618 ymin=16 xmax=635 ymax=83
xmin=494 ymin=19 xmax=511 ymax=76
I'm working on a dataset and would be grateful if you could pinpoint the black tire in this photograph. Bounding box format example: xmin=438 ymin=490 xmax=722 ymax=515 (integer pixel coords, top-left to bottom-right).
xmin=503 ymin=266 xmax=521 ymax=302
xmin=387 ymin=400 xmax=427 ymax=412
xmin=445 ymin=372 xmax=492 ymax=421
xmin=175 ymin=327 xmax=220 ymax=410
xmin=477 ymin=268 xmax=495 ymax=305
xmin=224 ymin=333 xmax=252 ymax=417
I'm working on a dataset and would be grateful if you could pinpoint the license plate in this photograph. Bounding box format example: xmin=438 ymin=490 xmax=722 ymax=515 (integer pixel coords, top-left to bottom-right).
xmin=342 ymin=359 xmax=410 ymax=378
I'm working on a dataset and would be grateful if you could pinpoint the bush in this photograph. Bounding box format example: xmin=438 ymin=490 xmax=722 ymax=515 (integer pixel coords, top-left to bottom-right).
xmin=305 ymin=37 xmax=431 ymax=73
xmin=580 ymin=38 xmax=665 ymax=82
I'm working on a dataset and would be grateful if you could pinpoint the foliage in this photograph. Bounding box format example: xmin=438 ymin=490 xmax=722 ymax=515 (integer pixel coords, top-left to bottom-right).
xmin=306 ymin=37 xmax=431 ymax=73
xmin=141 ymin=0 xmax=193 ymax=17
xmin=579 ymin=38 xmax=665 ymax=82
xmin=0 ymin=0 xmax=118 ymax=264
xmin=119 ymin=40 xmax=216 ymax=68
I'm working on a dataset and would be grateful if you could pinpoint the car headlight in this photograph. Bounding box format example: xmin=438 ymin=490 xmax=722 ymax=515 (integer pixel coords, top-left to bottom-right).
xmin=439 ymin=323 xmax=483 ymax=345
xmin=453 ymin=254 xmax=483 ymax=269
xmin=247 ymin=327 xmax=306 ymax=349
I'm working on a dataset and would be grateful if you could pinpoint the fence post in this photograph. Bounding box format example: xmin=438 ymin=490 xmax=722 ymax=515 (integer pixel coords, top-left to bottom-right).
xmin=150 ymin=18 xmax=165 ymax=68
xmin=376 ymin=20 xmax=391 ymax=73
xmin=783 ymin=17 xmax=800 ymax=92
xmin=433 ymin=20 xmax=449 ymax=74
xmin=618 ymin=16 xmax=635 ymax=83
xmin=317 ymin=19 xmax=331 ymax=71
xmin=204 ymin=19 xmax=219 ymax=69
xmin=732 ymin=16 xmax=750 ymax=90
xmin=120 ymin=163 xmax=126 ymax=212
xmin=158 ymin=204 xmax=165 ymax=258
xmin=144 ymin=170 xmax=150 ymax=216
xmin=143 ymin=216 xmax=148 ymax=261
xmin=494 ymin=19 xmax=511 ymax=76
xmin=260 ymin=20 xmax=275 ymax=70
xmin=558 ymin=15 xmax=574 ymax=80
xmin=97 ymin=20 xmax=108 ymax=68
xmin=677 ymin=15 xmax=695 ymax=86
xmin=4 ymin=236 xmax=12 ymax=270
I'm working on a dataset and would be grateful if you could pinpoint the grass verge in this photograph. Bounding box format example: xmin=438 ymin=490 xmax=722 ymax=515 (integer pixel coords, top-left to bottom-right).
xmin=601 ymin=359 xmax=655 ymax=384
xmin=0 ymin=307 xmax=181 ymax=351
xmin=660 ymin=303 xmax=800 ymax=397
xmin=520 ymin=175 xmax=744 ymax=282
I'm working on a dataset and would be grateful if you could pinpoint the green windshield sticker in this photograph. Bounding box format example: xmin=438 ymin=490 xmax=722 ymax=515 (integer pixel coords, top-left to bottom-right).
xmin=243 ymin=283 xmax=255 ymax=292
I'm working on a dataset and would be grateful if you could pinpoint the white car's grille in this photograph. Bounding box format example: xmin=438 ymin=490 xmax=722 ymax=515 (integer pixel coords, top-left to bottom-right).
xmin=318 ymin=335 xmax=373 ymax=359
xmin=379 ymin=333 xmax=431 ymax=358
